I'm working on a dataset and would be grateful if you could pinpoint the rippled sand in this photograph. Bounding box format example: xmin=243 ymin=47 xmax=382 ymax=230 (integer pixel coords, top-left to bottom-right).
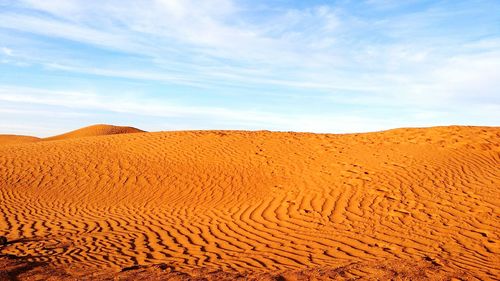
xmin=0 ymin=125 xmax=498 ymax=280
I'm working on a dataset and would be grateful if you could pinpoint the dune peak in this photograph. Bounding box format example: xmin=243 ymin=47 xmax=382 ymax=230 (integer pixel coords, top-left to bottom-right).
xmin=43 ymin=124 xmax=145 ymax=141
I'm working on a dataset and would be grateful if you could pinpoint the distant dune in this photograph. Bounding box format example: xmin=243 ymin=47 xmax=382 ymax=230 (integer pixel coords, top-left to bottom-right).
xmin=0 ymin=124 xmax=144 ymax=146
xmin=0 ymin=135 xmax=40 ymax=146
xmin=43 ymin=124 xmax=145 ymax=141
xmin=0 ymin=125 xmax=498 ymax=280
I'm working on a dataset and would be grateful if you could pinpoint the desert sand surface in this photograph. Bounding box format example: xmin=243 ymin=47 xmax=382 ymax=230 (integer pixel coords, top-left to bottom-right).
xmin=0 ymin=135 xmax=40 ymax=146
xmin=0 ymin=125 xmax=498 ymax=280
xmin=43 ymin=124 xmax=145 ymax=141
xmin=0 ymin=124 xmax=143 ymax=145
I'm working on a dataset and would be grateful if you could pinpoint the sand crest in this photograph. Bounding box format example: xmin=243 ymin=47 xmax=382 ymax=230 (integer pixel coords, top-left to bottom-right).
xmin=0 ymin=135 xmax=40 ymax=146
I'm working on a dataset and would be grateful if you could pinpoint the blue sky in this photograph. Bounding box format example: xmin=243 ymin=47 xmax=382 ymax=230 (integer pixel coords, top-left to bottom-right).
xmin=0 ymin=0 xmax=499 ymax=136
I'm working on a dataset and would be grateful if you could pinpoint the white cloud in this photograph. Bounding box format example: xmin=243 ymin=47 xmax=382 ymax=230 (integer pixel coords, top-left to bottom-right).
xmin=0 ymin=85 xmax=416 ymax=134
xmin=0 ymin=85 xmax=283 ymax=125
xmin=5 ymin=0 xmax=346 ymax=67
xmin=1 ymin=47 xmax=13 ymax=56
xmin=0 ymin=0 xmax=498 ymax=134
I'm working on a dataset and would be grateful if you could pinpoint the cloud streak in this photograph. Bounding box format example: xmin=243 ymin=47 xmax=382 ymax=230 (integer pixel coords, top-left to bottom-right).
xmin=0 ymin=0 xmax=499 ymax=134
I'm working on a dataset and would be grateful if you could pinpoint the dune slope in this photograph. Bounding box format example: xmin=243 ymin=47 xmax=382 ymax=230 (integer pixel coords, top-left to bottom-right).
xmin=43 ymin=124 xmax=145 ymax=141
xmin=0 ymin=124 xmax=144 ymax=147
xmin=0 ymin=135 xmax=40 ymax=145
xmin=0 ymin=126 xmax=498 ymax=280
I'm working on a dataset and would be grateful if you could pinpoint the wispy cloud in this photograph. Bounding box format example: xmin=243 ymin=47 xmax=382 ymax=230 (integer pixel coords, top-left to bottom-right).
xmin=0 ymin=86 xmax=400 ymax=135
xmin=0 ymin=0 xmax=499 ymax=134
xmin=1 ymin=46 xmax=13 ymax=56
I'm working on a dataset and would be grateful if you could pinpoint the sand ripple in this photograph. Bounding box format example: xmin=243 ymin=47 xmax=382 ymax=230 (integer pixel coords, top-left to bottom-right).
xmin=0 ymin=126 xmax=498 ymax=279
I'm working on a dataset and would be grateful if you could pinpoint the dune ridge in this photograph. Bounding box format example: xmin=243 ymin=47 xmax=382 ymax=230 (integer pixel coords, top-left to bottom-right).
xmin=0 ymin=125 xmax=498 ymax=280
xmin=0 ymin=135 xmax=40 ymax=145
xmin=0 ymin=124 xmax=144 ymax=146
xmin=43 ymin=124 xmax=145 ymax=141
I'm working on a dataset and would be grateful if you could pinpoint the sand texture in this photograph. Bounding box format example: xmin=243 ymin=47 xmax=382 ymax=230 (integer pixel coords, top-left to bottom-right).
xmin=43 ymin=124 xmax=145 ymax=141
xmin=0 ymin=135 xmax=40 ymax=146
xmin=0 ymin=124 xmax=143 ymax=146
xmin=0 ymin=125 xmax=499 ymax=280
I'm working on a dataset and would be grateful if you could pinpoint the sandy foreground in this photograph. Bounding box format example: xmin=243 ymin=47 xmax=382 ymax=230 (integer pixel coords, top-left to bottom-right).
xmin=0 ymin=125 xmax=498 ymax=280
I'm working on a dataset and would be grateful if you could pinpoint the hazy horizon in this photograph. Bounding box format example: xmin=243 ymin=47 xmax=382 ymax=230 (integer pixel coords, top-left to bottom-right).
xmin=1 ymin=0 xmax=499 ymax=136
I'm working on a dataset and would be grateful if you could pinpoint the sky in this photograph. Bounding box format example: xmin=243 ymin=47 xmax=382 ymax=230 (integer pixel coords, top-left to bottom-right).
xmin=0 ymin=0 xmax=499 ymax=136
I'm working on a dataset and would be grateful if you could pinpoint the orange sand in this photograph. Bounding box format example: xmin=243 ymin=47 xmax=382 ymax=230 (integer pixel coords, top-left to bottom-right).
xmin=0 ymin=125 xmax=498 ymax=280
xmin=0 ymin=135 xmax=40 ymax=146
xmin=43 ymin=124 xmax=145 ymax=141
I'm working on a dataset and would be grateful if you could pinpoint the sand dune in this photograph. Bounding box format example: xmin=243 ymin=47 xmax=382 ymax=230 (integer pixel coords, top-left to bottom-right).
xmin=43 ymin=124 xmax=145 ymax=141
xmin=0 ymin=125 xmax=498 ymax=280
xmin=0 ymin=135 xmax=40 ymax=146
xmin=0 ymin=124 xmax=144 ymax=146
